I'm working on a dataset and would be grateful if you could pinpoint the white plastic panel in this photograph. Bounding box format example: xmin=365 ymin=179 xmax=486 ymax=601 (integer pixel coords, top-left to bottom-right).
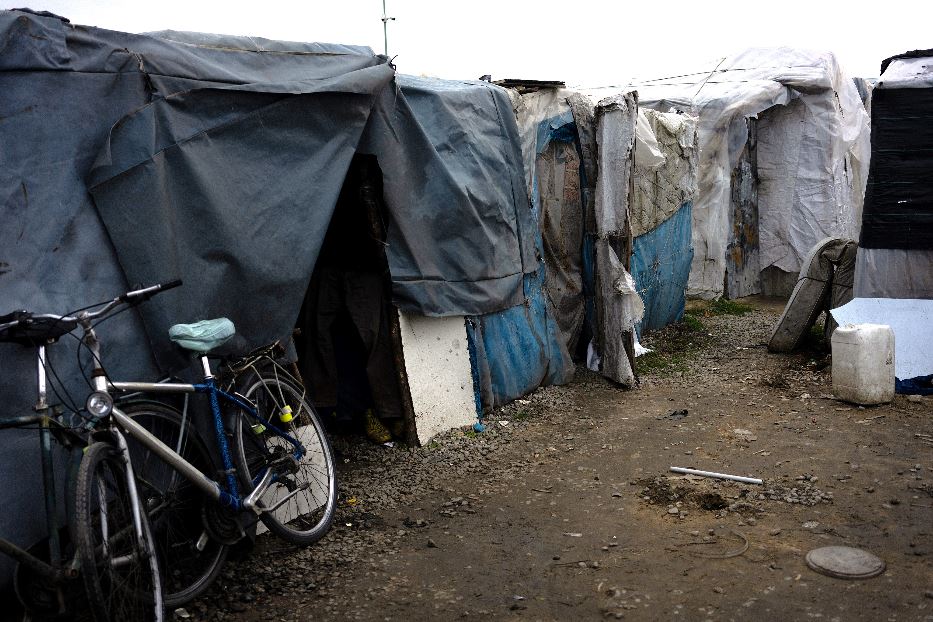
xmin=398 ymin=311 xmax=478 ymax=444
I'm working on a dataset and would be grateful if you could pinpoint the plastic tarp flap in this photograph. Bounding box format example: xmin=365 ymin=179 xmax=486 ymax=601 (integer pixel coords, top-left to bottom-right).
xmin=854 ymin=248 xmax=933 ymax=299
xmin=593 ymin=93 xmax=642 ymax=385
xmin=831 ymin=298 xmax=933 ymax=384
xmin=380 ymin=75 xmax=538 ymax=313
xmin=589 ymin=48 xmax=871 ymax=299
xmin=634 ymin=110 xmax=666 ymax=171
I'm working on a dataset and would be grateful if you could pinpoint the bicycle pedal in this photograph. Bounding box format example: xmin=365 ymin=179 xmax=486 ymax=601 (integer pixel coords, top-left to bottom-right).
xmin=242 ymin=468 xmax=275 ymax=514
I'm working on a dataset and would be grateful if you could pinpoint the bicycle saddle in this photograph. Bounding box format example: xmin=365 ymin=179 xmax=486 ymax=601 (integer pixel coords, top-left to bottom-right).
xmin=168 ymin=318 xmax=236 ymax=353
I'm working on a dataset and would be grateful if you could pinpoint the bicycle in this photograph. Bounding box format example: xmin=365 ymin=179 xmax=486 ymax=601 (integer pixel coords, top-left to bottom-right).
xmin=0 ymin=302 xmax=163 ymax=621
xmin=0 ymin=312 xmax=88 ymax=618
xmin=120 ymin=337 xmax=327 ymax=607
xmin=65 ymin=280 xmax=335 ymax=613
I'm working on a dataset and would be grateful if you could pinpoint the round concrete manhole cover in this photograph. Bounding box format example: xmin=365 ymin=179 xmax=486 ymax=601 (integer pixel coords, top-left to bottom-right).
xmin=805 ymin=546 xmax=886 ymax=579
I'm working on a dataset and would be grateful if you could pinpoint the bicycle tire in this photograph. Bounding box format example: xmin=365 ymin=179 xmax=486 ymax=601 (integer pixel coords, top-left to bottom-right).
xmin=74 ymin=441 xmax=163 ymax=621
xmin=233 ymin=371 xmax=337 ymax=546
xmin=123 ymin=403 xmax=229 ymax=608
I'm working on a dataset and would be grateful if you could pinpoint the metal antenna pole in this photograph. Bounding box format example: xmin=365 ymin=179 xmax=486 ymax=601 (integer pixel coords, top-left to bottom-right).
xmin=381 ymin=0 xmax=395 ymax=57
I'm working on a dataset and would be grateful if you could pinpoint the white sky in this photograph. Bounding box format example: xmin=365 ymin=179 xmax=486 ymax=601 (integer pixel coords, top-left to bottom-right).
xmin=3 ymin=1 xmax=930 ymax=84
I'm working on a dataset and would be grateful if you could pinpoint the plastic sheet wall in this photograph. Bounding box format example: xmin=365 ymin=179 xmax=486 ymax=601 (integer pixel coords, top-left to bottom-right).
xmin=855 ymin=51 xmax=933 ymax=299
xmin=465 ymin=89 xmax=579 ymax=411
xmin=588 ymin=48 xmax=871 ymax=299
xmin=631 ymin=110 xmax=698 ymax=332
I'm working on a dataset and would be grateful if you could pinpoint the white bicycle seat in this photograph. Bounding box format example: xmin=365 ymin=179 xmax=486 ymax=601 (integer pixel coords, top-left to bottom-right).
xmin=168 ymin=318 xmax=236 ymax=353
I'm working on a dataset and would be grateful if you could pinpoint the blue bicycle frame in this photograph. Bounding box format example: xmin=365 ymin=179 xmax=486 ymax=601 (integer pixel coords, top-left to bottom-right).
xmin=108 ymin=356 xmax=306 ymax=514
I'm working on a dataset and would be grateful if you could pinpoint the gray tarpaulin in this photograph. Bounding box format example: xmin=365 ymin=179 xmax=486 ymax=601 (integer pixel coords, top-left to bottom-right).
xmin=88 ymin=51 xmax=534 ymax=372
xmin=0 ymin=9 xmax=533 ymax=585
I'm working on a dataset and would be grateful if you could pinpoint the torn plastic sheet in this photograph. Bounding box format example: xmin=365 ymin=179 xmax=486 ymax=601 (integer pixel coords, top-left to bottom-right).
xmin=830 ymin=298 xmax=933 ymax=387
xmin=634 ymin=110 xmax=666 ymax=170
xmin=593 ymin=92 xmax=642 ymax=386
xmin=633 ymin=334 xmax=652 ymax=357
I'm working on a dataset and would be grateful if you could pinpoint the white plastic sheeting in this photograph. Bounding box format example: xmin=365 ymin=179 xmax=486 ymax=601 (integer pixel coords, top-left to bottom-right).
xmin=877 ymin=57 xmax=933 ymax=89
xmin=594 ymin=92 xmax=644 ymax=385
xmin=631 ymin=110 xmax=698 ymax=238
xmin=831 ymin=298 xmax=933 ymax=382
xmin=587 ymin=48 xmax=871 ymax=299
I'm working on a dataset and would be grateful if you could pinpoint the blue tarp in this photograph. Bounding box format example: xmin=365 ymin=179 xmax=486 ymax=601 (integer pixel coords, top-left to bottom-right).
xmin=466 ymin=268 xmax=573 ymax=411
xmin=632 ymin=202 xmax=694 ymax=335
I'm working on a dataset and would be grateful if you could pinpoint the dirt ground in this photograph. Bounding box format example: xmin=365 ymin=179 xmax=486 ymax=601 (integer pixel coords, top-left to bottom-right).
xmin=184 ymin=298 xmax=932 ymax=621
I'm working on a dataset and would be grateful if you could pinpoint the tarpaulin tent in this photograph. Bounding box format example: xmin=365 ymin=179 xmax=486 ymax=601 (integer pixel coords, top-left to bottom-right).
xmin=0 ymin=8 xmax=538 ymax=585
xmin=590 ymin=48 xmax=871 ymax=300
xmin=855 ymin=49 xmax=933 ymax=300
xmin=847 ymin=49 xmax=933 ymax=395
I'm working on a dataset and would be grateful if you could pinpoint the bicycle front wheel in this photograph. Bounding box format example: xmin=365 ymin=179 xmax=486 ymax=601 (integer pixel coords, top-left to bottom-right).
xmin=234 ymin=373 xmax=337 ymax=545
xmin=74 ymin=441 xmax=163 ymax=622
xmin=124 ymin=403 xmax=229 ymax=607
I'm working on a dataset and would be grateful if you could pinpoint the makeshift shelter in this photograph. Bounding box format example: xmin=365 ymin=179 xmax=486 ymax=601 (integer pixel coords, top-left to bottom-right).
xmin=840 ymin=49 xmax=933 ymax=395
xmin=599 ymin=48 xmax=871 ymax=300
xmin=0 ymin=8 xmax=557 ymax=584
xmin=854 ymin=49 xmax=933 ymax=300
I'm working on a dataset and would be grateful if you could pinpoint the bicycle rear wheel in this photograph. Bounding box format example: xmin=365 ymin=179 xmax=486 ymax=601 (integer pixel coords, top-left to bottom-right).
xmin=74 ymin=441 xmax=163 ymax=621
xmin=124 ymin=403 xmax=228 ymax=607
xmin=233 ymin=371 xmax=337 ymax=546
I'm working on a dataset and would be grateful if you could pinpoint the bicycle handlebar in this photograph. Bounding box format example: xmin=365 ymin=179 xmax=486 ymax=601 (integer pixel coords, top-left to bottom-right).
xmin=0 ymin=279 xmax=184 ymax=340
xmin=119 ymin=279 xmax=183 ymax=304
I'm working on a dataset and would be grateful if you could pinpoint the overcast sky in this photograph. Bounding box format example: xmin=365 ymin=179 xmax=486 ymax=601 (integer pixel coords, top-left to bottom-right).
xmin=4 ymin=1 xmax=929 ymax=84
